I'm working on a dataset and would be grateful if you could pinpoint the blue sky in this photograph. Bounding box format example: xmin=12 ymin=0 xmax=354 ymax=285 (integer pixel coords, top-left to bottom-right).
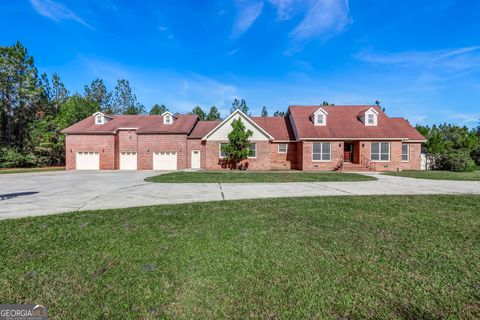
xmin=1 ymin=0 xmax=480 ymax=126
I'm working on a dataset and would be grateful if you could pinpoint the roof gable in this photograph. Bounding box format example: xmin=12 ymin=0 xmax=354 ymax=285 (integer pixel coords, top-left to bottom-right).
xmin=202 ymin=109 xmax=273 ymax=141
xmin=288 ymin=105 xmax=425 ymax=140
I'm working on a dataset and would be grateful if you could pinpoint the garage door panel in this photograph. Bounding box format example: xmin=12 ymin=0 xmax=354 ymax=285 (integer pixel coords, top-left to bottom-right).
xmin=153 ymin=152 xmax=177 ymax=170
xmin=76 ymin=152 xmax=100 ymax=170
xmin=120 ymin=152 xmax=137 ymax=170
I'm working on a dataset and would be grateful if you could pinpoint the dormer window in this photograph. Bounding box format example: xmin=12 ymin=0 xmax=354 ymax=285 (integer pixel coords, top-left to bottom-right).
xmin=312 ymin=107 xmax=328 ymax=126
xmin=162 ymin=111 xmax=174 ymax=125
xmin=359 ymin=107 xmax=378 ymax=126
xmin=93 ymin=112 xmax=106 ymax=125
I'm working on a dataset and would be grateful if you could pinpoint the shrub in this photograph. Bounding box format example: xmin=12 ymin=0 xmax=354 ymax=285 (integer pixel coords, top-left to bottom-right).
xmin=0 ymin=147 xmax=36 ymax=168
xmin=432 ymin=151 xmax=476 ymax=172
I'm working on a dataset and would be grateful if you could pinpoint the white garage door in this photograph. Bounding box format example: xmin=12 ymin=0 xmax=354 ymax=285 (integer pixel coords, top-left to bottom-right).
xmin=76 ymin=152 xmax=100 ymax=170
xmin=153 ymin=152 xmax=177 ymax=170
xmin=120 ymin=152 xmax=137 ymax=170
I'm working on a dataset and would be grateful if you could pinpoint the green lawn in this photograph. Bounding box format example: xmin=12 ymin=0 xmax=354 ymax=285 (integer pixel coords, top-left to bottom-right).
xmin=384 ymin=170 xmax=480 ymax=181
xmin=1 ymin=195 xmax=479 ymax=319
xmin=145 ymin=171 xmax=376 ymax=183
xmin=0 ymin=166 xmax=65 ymax=174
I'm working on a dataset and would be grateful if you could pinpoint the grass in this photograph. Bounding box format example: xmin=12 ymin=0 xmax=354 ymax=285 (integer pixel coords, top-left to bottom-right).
xmin=0 ymin=166 xmax=65 ymax=174
xmin=384 ymin=170 xmax=480 ymax=181
xmin=1 ymin=195 xmax=479 ymax=319
xmin=145 ymin=171 xmax=376 ymax=183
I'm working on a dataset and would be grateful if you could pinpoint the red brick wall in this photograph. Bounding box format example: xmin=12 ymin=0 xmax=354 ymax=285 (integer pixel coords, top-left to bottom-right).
xmin=65 ymin=134 xmax=115 ymax=170
xmin=118 ymin=130 xmax=138 ymax=152
xmin=137 ymin=134 xmax=188 ymax=170
xmin=296 ymin=141 xmax=304 ymax=170
xmin=270 ymin=142 xmax=297 ymax=170
xmin=187 ymin=139 xmax=207 ymax=169
xmin=358 ymin=141 xmax=422 ymax=171
xmin=205 ymin=140 xmax=272 ymax=170
xmin=301 ymin=141 xmax=343 ymax=171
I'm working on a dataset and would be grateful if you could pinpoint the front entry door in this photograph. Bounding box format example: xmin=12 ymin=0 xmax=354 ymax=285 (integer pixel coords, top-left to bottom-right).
xmin=344 ymin=143 xmax=353 ymax=162
xmin=191 ymin=150 xmax=200 ymax=169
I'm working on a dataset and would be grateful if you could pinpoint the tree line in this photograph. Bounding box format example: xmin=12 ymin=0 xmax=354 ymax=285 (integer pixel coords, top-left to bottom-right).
xmin=1 ymin=42 xmax=479 ymax=171
xmin=0 ymin=42 xmax=286 ymax=168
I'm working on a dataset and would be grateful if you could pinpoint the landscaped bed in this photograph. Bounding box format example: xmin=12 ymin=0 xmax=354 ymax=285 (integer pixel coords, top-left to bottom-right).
xmin=0 ymin=166 xmax=65 ymax=174
xmin=145 ymin=171 xmax=376 ymax=183
xmin=384 ymin=169 xmax=480 ymax=181
xmin=1 ymin=195 xmax=479 ymax=319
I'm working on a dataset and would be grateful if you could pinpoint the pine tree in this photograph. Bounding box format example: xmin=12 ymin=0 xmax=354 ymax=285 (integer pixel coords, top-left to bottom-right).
xmin=111 ymin=79 xmax=145 ymax=115
xmin=230 ymin=98 xmax=249 ymax=115
xmin=191 ymin=106 xmax=206 ymax=120
xmin=261 ymin=106 xmax=268 ymax=117
xmin=149 ymin=104 xmax=168 ymax=115
xmin=206 ymin=106 xmax=221 ymax=120
xmin=84 ymin=78 xmax=111 ymax=112
xmin=221 ymin=118 xmax=253 ymax=168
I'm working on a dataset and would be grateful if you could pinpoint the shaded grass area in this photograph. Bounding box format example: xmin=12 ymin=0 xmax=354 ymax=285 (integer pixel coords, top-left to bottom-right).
xmin=145 ymin=171 xmax=376 ymax=183
xmin=384 ymin=170 xmax=480 ymax=181
xmin=1 ymin=195 xmax=480 ymax=319
xmin=0 ymin=166 xmax=65 ymax=174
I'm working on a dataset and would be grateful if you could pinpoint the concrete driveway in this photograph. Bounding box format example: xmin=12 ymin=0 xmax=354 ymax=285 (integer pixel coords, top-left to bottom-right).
xmin=1 ymin=171 xmax=480 ymax=220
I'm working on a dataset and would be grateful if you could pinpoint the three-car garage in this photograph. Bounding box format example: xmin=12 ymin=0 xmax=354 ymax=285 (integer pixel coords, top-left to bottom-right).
xmin=75 ymin=151 xmax=178 ymax=170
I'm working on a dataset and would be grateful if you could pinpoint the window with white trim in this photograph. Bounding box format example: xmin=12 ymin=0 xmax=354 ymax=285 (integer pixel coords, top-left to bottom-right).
xmin=95 ymin=115 xmax=104 ymax=124
xmin=312 ymin=142 xmax=331 ymax=161
xmin=219 ymin=143 xmax=228 ymax=158
xmin=371 ymin=142 xmax=390 ymax=161
xmin=316 ymin=114 xmax=324 ymax=125
xmin=402 ymin=143 xmax=409 ymax=162
xmin=278 ymin=143 xmax=288 ymax=153
xmin=367 ymin=114 xmax=375 ymax=124
xmin=248 ymin=143 xmax=256 ymax=158
xmin=164 ymin=115 xmax=172 ymax=124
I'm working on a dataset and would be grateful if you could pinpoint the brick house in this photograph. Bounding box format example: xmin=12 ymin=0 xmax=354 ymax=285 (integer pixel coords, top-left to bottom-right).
xmin=61 ymin=106 xmax=425 ymax=171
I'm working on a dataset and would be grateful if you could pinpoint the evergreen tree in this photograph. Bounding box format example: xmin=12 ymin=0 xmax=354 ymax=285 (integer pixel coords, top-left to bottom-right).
xmin=230 ymin=98 xmax=249 ymax=115
xmin=149 ymin=104 xmax=168 ymax=115
xmin=191 ymin=106 xmax=206 ymax=120
xmin=206 ymin=106 xmax=221 ymax=120
xmin=261 ymin=106 xmax=268 ymax=117
xmin=84 ymin=78 xmax=111 ymax=112
xmin=111 ymin=79 xmax=145 ymax=115
xmin=221 ymin=118 xmax=253 ymax=168
xmin=0 ymin=41 xmax=43 ymax=147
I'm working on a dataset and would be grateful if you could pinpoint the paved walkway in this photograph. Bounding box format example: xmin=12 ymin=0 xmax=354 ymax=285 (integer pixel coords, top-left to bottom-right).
xmin=1 ymin=171 xmax=480 ymax=220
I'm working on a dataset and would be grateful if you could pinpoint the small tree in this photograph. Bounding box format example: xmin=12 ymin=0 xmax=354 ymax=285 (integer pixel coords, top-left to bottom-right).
xmin=221 ymin=118 xmax=253 ymax=169
xmin=261 ymin=106 xmax=268 ymax=117
xmin=273 ymin=110 xmax=285 ymax=117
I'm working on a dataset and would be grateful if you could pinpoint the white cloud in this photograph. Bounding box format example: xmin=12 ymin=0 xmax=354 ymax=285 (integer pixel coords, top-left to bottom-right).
xmin=231 ymin=0 xmax=264 ymax=38
xmin=289 ymin=0 xmax=352 ymax=40
xmin=30 ymin=0 xmax=94 ymax=30
xmin=267 ymin=0 xmax=296 ymax=20
xmin=357 ymin=46 xmax=480 ymax=73
xmin=78 ymin=57 xmax=238 ymax=115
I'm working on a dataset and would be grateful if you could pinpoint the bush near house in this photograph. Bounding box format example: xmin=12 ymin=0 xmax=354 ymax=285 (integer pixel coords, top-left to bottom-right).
xmin=416 ymin=124 xmax=480 ymax=172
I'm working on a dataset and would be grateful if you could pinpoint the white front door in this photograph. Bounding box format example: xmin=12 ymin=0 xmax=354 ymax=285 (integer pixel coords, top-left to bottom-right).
xmin=76 ymin=152 xmax=100 ymax=170
xmin=191 ymin=150 xmax=200 ymax=169
xmin=120 ymin=152 xmax=137 ymax=170
xmin=153 ymin=152 xmax=177 ymax=170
